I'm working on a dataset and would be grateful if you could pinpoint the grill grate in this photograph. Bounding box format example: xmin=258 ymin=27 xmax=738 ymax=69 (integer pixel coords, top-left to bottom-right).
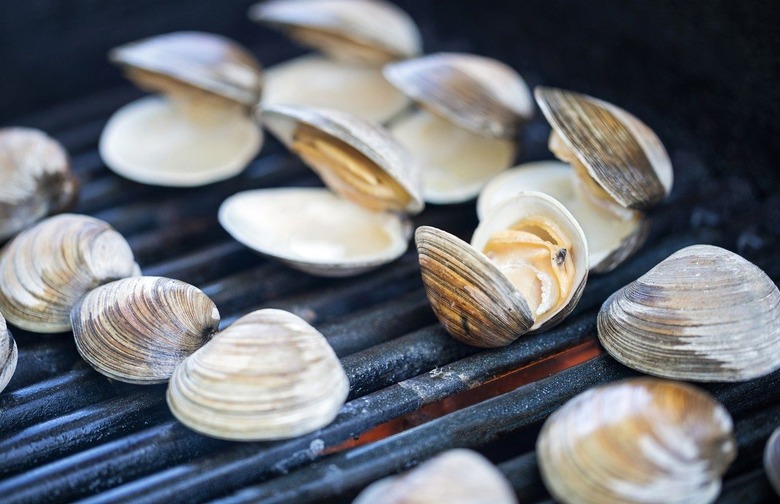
xmin=2 ymin=3 xmax=780 ymax=503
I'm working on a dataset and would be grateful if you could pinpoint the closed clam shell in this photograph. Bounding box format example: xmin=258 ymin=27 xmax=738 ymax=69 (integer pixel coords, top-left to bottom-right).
xmin=167 ymin=308 xmax=349 ymax=441
xmin=535 ymin=86 xmax=672 ymax=210
xmin=0 ymin=128 xmax=78 ymax=242
xmin=598 ymin=245 xmax=780 ymax=381
xmin=72 ymin=276 xmax=219 ymax=385
xmin=0 ymin=214 xmax=139 ymax=333
xmin=353 ymin=449 xmax=517 ymax=504
xmin=110 ymin=31 xmax=263 ymax=107
xmin=416 ymin=191 xmax=587 ymax=347
xmin=0 ymin=314 xmax=18 ymax=393
xmin=384 ymin=53 xmax=533 ymax=139
xmin=249 ymin=0 xmax=421 ymax=65
xmin=537 ymin=378 xmax=736 ymax=504
xmin=765 ymin=426 xmax=780 ymax=496
xmin=261 ymin=104 xmax=424 ymax=214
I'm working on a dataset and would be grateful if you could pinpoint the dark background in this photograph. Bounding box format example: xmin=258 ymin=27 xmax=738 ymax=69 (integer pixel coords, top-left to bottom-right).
xmin=1 ymin=0 xmax=779 ymax=192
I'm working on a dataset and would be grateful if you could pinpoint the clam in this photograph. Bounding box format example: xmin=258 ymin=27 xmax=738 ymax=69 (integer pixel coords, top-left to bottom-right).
xmin=598 ymin=244 xmax=780 ymax=382
xmin=220 ymin=104 xmax=422 ymax=276
xmin=480 ymin=87 xmax=672 ymax=272
xmin=252 ymin=0 xmax=419 ymax=122
xmin=167 ymin=308 xmax=349 ymax=441
xmin=0 ymin=214 xmax=140 ymax=333
xmin=0 ymin=314 xmax=17 ymax=393
xmin=72 ymin=276 xmax=219 ymax=385
xmin=537 ymin=378 xmax=736 ymax=504
xmin=416 ymin=191 xmax=587 ymax=347
xmin=385 ymin=53 xmax=532 ymax=203
xmin=765 ymin=426 xmax=780 ymax=496
xmin=353 ymin=449 xmax=517 ymax=504
xmin=0 ymin=127 xmax=78 ymax=242
xmin=99 ymin=32 xmax=264 ymax=187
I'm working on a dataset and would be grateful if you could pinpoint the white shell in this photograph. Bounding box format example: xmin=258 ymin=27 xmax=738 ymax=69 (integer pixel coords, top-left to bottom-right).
xmin=765 ymin=426 xmax=780 ymax=496
xmin=219 ymin=188 xmax=411 ymax=277
xmin=0 ymin=314 xmax=17 ymax=393
xmin=167 ymin=308 xmax=349 ymax=440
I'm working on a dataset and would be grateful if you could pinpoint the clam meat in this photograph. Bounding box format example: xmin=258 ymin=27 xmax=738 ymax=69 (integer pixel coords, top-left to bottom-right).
xmin=167 ymin=308 xmax=349 ymax=441
xmin=0 ymin=127 xmax=78 ymax=242
xmin=0 ymin=214 xmax=139 ymax=333
xmin=72 ymin=276 xmax=219 ymax=385
xmin=416 ymin=191 xmax=587 ymax=347
xmin=0 ymin=314 xmax=17 ymax=394
xmin=353 ymin=449 xmax=517 ymax=504
xmin=537 ymin=378 xmax=736 ymax=504
xmin=385 ymin=53 xmax=532 ymax=203
xmin=598 ymin=244 xmax=780 ymax=382
xmin=100 ymin=32 xmax=264 ymax=187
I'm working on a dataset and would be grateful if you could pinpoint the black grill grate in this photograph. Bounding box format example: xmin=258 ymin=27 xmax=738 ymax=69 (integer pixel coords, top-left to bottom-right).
xmin=2 ymin=2 xmax=780 ymax=503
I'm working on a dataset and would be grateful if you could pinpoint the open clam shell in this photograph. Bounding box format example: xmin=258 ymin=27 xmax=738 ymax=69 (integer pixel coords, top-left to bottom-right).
xmin=261 ymin=104 xmax=423 ymax=213
xmin=219 ymin=188 xmax=411 ymax=277
xmin=353 ymin=449 xmax=517 ymax=504
xmin=167 ymin=308 xmax=349 ymax=441
xmin=535 ymin=86 xmax=672 ymax=210
xmin=416 ymin=191 xmax=587 ymax=347
xmin=765 ymin=426 xmax=780 ymax=496
xmin=72 ymin=276 xmax=219 ymax=385
xmin=0 ymin=214 xmax=140 ymax=333
xmin=385 ymin=53 xmax=533 ymax=139
xmin=0 ymin=127 xmax=78 ymax=242
xmin=249 ymin=0 xmax=421 ymax=65
xmin=478 ymin=161 xmax=648 ymax=272
xmin=598 ymin=245 xmax=780 ymax=382
xmin=0 ymin=314 xmax=17 ymax=393
xmin=537 ymin=378 xmax=736 ymax=504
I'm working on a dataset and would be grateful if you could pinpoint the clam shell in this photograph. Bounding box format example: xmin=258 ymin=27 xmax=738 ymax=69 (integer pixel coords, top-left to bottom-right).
xmin=537 ymin=378 xmax=736 ymax=504
xmin=0 ymin=214 xmax=140 ymax=333
xmin=535 ymin=86 xmax=672 ymax=210
xmin=262 ymin=104 xmax=423 ymax=214
xmin=249 ymin=0 xmax=421 ymax=65
xmin=110 ymin=31 xmax=263 ymax=107
xmin=0 ymin=127 xmax=78 ymax=241
xmin=765 ymin=426 xmax=780 ymax=496
xmin=0 ymin=314 xmax=17 ymax=393
xmin=598 ymin=245 xmax=780 ymax=382
xmin=384 ymin=53 xmax=533 ymax=139
xmin=72 ymin=276 xmax=219 ymax=385
xmin=477 ymin=161 xmax=648 ymax=272
xmin=353 ymin=449 xmax=517 ymax=504
xmin=219 ymin=187 xmax=411 ymax=277
xmin=167 ymin=308 xmax=349 ymax=441
xmin=416 ymin=192 xmax=587 ymax=347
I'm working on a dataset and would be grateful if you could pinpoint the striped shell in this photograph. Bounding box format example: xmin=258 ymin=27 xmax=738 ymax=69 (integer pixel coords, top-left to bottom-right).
xmin=167 ymin=308 xmax=349 ymax=441
xmin=0 ymin=314 xmax=17 ymax=393
xmin=0 ymin=214 xmax=139 ymax=333
xmin=537 ymin=378 xmax=736 ymax=504
xmin=598 ymin=245 xmax=780 ymax=381
xmin=72 ymin=277 xmax=219 ymax=385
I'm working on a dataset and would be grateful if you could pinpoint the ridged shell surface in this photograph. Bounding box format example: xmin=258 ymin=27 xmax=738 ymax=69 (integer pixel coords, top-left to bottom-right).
xmin=537 ymin=378 xmax=736 ymax=504
xmin=0 ymin=127 xmax=78 ymax=241
xmin=353 ymin=449 xmax=517 ymax=504
xmin=72 ymin=276 xmax=220 ymax=385
xmin=598 ymin=245 xmax=780 ymax=381
xmin=0 ymin=314 xmax=17 ymax=393
xmin=0 ymin=214 xmax=139 ymax=333
xmin=167 ymin=308 xmax=349 ymax=440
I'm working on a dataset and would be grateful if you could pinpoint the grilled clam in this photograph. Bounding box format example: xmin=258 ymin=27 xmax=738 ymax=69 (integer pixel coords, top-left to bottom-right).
xmin=765 ymin=426 xmax=780 ymax=496
xmin=252 ymin=0 xmax=418 ymax=122
xmin=72 ymin=276 xmax=219 ymax=385
xmin=0 ymin=314 xmax=17 ymax=393
xmin=385 ymin=53 xmax=532 ymax=203
xmin=598 ymin=245 xmax=780 ymax=382
xmin=416 ymin=191 xmax=587 ymax=347
xmin=0 ymin=214 xmax=139 ymax=333
xmin=353 ymin=449 xmax=517 ymax=504
xmin=0 ymin=127 xmax=78 ymax=242
xmin=100 ymin=32 xmax=264 ymax=186
xmin=167 ymin=308 xmax=349 ymax=441
xmin=537 ymin=378 xmax=736 ymax=504
xmin=221 ymin=104 xmax=422 ymax=276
